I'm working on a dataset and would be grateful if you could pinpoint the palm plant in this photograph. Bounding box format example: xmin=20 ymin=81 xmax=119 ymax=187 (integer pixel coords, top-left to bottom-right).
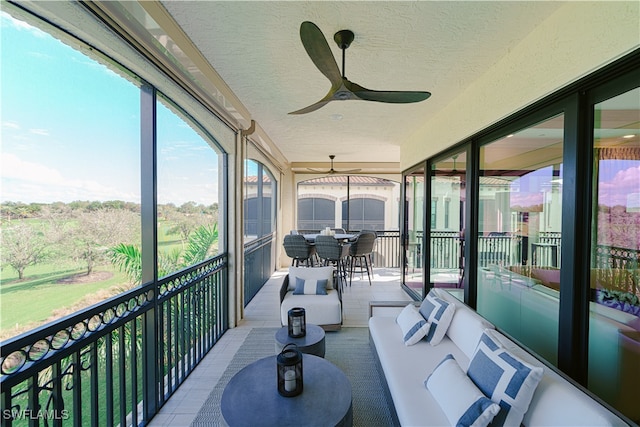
xmin=110 ymin=223 xmax=219 ymax=285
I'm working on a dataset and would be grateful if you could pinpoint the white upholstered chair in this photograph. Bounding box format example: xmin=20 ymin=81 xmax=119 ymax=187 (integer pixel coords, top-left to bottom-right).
xmin=279 ymin=266 xmax=342 ymax=331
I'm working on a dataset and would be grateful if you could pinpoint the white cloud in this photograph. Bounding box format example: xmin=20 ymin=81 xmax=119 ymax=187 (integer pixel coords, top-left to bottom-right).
xmin=2 ymin=121 xmax=21 ymax=130
xmin=29 ymin=129 xmax=49 ymax=136
xmin=1 ymin=153 xmax=139 ymax=203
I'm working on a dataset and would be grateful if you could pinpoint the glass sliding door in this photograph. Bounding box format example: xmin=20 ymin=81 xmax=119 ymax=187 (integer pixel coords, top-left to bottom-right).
xmin=430 ymin=152 xmax=467 ymax=298
xmin=403 ymin=166 xmax=425 ymax=298
xmin=588 ymin=87 xmax=639 ymax=420
xmin=476 ymin=114 xmax=564 ymax=364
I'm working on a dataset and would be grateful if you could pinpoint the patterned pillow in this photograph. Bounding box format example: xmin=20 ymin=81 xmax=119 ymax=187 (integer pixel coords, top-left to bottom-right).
xmin=288 ymin=266 xmax=334 ymax=290
xmin=292 ymin=277 xmax=328 ymax=295
xmin=466 ymin=330 xmax=544 ymax=427
xmin=396 ymin=304 xmax=431 ymax=346
xmin=425 ymin=354 xmax=500 ymax=427
xmin=419 ymin=290 xmax=455 ymax=345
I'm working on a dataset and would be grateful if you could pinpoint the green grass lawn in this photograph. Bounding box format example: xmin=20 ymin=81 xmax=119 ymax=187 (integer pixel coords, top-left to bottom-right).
xmin=0 ymin=220 xmax=202 ymax=340
xmin=0 ymin=262 xmax=129 ymax=337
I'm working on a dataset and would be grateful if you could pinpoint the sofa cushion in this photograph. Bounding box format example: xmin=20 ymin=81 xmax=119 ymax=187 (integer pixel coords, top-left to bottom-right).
xmin=425 ymin=354 xmax=500 ymax=427
xmin=467 ymin=330 xmax=543 ymax=427
xmin=281 ymin=289 xmax=341 ymax=326
xmin=419 ymin=290 xmax=455 ymax=345
xmin=293 ymin=277 xmax=328 ymax=295
xmin=369 ymin=315 xmax=469 ymax=426
xmin=288 ymin=266 xmax=334 ymax=290
xmin=396 ymin=304 xmax=431 ymax=345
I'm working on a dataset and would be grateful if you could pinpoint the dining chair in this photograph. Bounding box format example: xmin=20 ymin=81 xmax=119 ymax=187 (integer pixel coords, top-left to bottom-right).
xmin=314 ymin=235 xmax=351 ymax=291
xmin=348 ymin=231 xmax=377 ymax=286
xmin=283 ymin=234 xmax=316 ymax=267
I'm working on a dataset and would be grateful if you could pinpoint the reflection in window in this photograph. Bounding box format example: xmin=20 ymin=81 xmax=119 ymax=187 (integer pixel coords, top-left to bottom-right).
xmin=431 ymin=152 xmax=466 ymax=294
xmin=476 ymin=114 xmax=564 ymax=365
xmin=156 ymin=98 xmax=220 ymax=278
xmin=404 ymin=169 xmax=425 ymax=298
xmin=588 ymin=88 xmax=639 ymax=420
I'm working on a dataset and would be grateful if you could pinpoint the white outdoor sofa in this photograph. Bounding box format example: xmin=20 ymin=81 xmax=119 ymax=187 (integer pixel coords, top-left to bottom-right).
xmin=368 ymin=287 xmax=630 ymax=426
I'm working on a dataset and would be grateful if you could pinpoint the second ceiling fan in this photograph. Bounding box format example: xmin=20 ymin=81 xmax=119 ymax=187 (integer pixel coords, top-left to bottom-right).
xmin=307 ymin=155 xmax=361 ymax=174
xmin=290 ymin=21 xmax=431 ymax=114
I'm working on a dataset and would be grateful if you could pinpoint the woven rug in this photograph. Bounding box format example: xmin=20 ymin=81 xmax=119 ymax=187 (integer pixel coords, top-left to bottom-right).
xmin=191 ymin=327 xmax=396 ymax=426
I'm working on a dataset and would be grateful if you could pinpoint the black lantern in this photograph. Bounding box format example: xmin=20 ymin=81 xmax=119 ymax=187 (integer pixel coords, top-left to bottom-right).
xmin=277 ymin=343 xmax=303 ymax=397
xmin=287 ymin=307 xmax=306 ymax=338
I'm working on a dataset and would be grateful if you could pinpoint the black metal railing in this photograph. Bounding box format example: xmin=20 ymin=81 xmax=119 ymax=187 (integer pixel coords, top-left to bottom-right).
xmin=371 ymin=230 xmax=401 ymax=268
xmin=295 ymin=229 xmax=401 ymax=268
xmin=244 ymin=233 xmax=274 ymax=305
xmin=596 ymin=245 xmax=639 ymax=270
xmin=0 ymin=255 xmax=228 ymax=427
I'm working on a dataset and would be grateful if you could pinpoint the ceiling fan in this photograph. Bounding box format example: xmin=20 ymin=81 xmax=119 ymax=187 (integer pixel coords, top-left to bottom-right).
xmin=307 ymin=155 xmax=362 ymax=174
xmin=289 ymin=21 xmax=431 ymax=114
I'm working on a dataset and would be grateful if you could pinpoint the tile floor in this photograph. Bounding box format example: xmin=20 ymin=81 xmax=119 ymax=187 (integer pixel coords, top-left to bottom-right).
xmin=148 ymin=267 xmax=412 ymax=426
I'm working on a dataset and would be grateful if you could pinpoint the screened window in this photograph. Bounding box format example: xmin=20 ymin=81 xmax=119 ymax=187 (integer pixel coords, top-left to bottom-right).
xmin=341 ymin=198 xmax=384 ymax=231
xmin=244 ymin=159 xmax=276 ymax=241
xmin=298 ymin=198 xmax=335 ymax=231
xmin=0 ymin=12 xmax=141 ymax=339
xmin=297 ymin=176 xmax=399 ymax=232
xmin=156 ymin=98 xmax=221 ymax=278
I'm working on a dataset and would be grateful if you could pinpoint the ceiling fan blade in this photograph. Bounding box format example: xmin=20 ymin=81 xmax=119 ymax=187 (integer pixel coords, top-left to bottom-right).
xmin=299 ymin=21 xmax=343 ymax=87
xmin=289 ymin=99 xmax=332 ymax=115
xmin=353 ymin=89 xmax=431 ymax=103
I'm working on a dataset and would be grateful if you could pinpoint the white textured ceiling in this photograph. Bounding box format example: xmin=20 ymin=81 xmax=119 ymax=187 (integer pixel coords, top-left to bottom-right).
xmin=160 ymin=1 xmax=565 ymax=167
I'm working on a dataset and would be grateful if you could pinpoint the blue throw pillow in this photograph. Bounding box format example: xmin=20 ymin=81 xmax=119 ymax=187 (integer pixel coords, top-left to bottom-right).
xmin=293 ymin=277 xmax=328 ymax=295
xmin=396 ymin=304 xmax=431 ymax=345
xmin=466 ymin=330 xmax=543 ymax=427
xmin=419 ymin=290 xmax=455 ymax=345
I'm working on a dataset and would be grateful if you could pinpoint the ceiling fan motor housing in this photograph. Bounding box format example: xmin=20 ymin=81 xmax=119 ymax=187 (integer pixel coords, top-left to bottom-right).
xmin=334 ymin=30 xmax=354 ymax=49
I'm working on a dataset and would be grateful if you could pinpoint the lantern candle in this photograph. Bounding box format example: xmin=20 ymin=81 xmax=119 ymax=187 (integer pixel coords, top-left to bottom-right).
xmin=284 ymin=369 xmax=296 ymax=392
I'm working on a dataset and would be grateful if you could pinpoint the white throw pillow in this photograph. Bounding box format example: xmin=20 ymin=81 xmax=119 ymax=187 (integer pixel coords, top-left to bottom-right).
xmin=288 ymin=266 xmax=334 ymax=291
xmin=466 ymin=330 xmax=544 ymax=427
xmin=425 ymin=354 xmax=500 ymax=427
xmin=419 ymin=290 xmax=455 ymax=345
xmin=396 ymin=304 xmax=431 ymax=346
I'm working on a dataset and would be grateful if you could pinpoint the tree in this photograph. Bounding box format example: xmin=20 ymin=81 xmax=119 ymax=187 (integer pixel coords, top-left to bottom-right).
xmin=70 ymin=209 xmax=139 ymax=275
xmin=2 ymin=223 xmax=48 ymax=280
xmin=110 ymin=223 xmax=218 ymax=285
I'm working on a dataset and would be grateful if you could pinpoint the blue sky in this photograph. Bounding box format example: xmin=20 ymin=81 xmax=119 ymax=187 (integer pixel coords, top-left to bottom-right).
xmin=1 ymin=12 xmax=219 ymax=206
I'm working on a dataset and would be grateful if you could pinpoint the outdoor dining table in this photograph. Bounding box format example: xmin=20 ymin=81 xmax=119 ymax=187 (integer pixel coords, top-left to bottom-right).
xmin=303 ymin=233 xmax=355 ymax=243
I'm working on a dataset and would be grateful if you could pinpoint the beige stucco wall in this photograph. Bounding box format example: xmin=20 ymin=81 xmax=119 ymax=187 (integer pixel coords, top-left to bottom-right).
xmin=401 ymin=1 xmax=640 ymax=169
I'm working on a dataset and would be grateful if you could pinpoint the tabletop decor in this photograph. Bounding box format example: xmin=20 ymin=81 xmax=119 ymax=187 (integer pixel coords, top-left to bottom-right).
xmin=277 ymin=343 xmax=303 ymax=397
xmin=288 ymin=307 xmax=306 ymax=338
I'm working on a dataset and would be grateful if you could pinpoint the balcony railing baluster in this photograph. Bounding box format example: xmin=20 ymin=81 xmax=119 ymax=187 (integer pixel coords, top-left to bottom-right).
xmin=1 ymin=256 xmax=228 ymax=427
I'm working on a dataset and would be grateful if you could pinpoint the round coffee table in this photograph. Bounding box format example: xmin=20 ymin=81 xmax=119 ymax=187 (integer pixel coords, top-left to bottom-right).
xmin=275 ymin=324 xmax=326 ymax=357
xmin=221 ymin=354 xmax=352 ymax=426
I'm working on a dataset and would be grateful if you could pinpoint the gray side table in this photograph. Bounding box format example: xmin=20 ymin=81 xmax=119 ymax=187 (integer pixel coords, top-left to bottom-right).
xmin=275 ymin=324 xmax=326 ymax=357
xmin=221 ymin=354 xmax=353 ymax=427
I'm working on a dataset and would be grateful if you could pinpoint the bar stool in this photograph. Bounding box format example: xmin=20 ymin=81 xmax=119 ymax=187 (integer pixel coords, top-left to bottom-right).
xmin=314 ymin=235 xmax=351 ymax=291
xmin=283 ymin=234 xmax=316 ymax=267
